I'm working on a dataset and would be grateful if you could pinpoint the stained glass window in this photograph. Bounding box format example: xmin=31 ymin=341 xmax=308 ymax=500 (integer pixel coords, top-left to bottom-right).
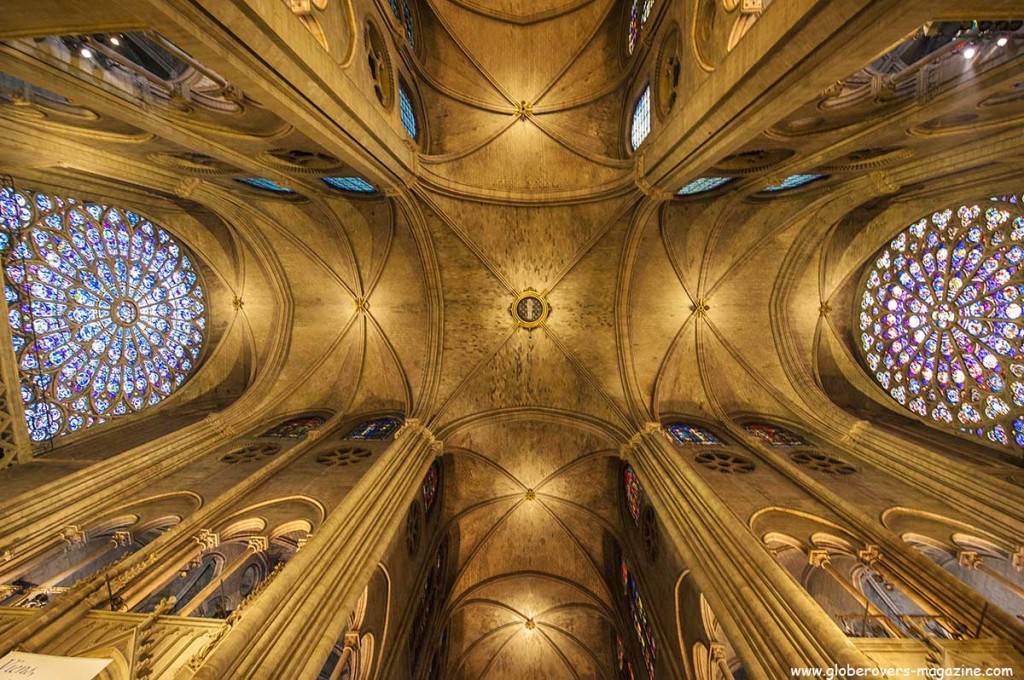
xmin=678 ymin=177 xmax=733 ymax=196
xmin=422 ymin=461 xmax=440 ymax=513
xmin=859 ymin=201 xmax=1024 ymax=448
xmin=666 ymin=423 xmax=723 ymax=445
xmin=630 ymin=85 xmax=652 ymax=152
xmin=403 ymin=0 xmax=416 ymax=46
xmin=762 ymin=174 xmax=824 ymax=192
xmin=345 ymin=416 xmax=402 ymax=440
xmin=261 ymin=415 xmax=325 ymax=439
xmin=235 ymin=178 xmax=294 ymax=193
xmin=399 ymin=84 xmax=418 ymax=140
xmin=627 ymin=0 xmax=655 ymax=54
xmin=0 ymin=187 xmax=206 ymax=441
xmin=621 ymin=558 xmax=656 ymax=680
xmin=743 ymin=423 xmax=808 ymax=447
xmin=322 ymin=177 xmax=376 ymax=193
xmin=387 ymin=0 xmax=400 ymax=19
xmin=623 ymin=465 xmax=642 ymax=526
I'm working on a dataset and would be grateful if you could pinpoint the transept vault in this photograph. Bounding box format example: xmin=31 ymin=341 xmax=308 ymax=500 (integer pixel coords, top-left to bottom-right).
xmin=0 ymin=1 xmax=1023 ymax=679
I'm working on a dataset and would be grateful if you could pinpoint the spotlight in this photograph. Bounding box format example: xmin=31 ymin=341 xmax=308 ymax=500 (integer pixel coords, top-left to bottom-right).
xmin=80 ymin=46 xmax=93 ymax=59
xmin=110 ymin=36 xmax=121 ymax=46
xmin=963 ymin=45 xmax=977 ymax=59
xmin=997 ymin=36 xmax=1009 ymax=47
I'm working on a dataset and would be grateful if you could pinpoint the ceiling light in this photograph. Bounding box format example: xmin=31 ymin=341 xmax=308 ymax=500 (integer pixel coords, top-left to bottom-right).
xmin=997 ymin=36 xmax=1008 ymax=47
xmin=110 ymin=36 xmax=121 ymax=46
xmin=80 ymin=47 xmax=93 ymax=59
xmin=963 ymin=46 xmax=977 ymax=59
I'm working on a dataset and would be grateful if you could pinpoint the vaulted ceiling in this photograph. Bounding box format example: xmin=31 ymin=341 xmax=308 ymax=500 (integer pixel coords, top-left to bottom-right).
xmin=2 ymin=0 xmax=1024 ymax=677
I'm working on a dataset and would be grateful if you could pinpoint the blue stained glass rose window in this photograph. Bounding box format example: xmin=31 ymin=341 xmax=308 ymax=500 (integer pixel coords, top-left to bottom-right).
xmin=0 ymin=187 xmax=207 ymax=441
xmin=858 ymin=201 xmax=1024 ymax=447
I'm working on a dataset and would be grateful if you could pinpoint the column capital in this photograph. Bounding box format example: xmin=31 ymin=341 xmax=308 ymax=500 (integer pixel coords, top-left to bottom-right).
xmin=59 ymin=525 xmax=86 ymax=551
xmin=395 ymin=418 xmax=442 ymax=456
xmin=1012 ymin=547 xmax=1024 ymax=573
xmin=958 ymin=550 xmax=982 ymax=570
xmin=620 ymin=422 xmax=670 ymax=460
xmin=246 ymin=536 xmax=268 ymax=553
xmin=193 ymin=530 xmax=220 ymax=552
xmin=808 ymin=549 xmax=831 ymax=568
xmin=857 ymin=544 xmax=882 ymax=566
xmin=109 ymin=530 xmax=132 ymax=548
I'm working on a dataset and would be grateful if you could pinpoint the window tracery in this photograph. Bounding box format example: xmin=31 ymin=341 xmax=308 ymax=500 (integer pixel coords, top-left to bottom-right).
xmin=858 ymin=200 xmax=1024 ymax=447
xmin=678 ymin=177 xmax=733 ymax=196
xmin=403 ymin=0 xmax=416 ymax=46
xmin=630 ymin=85 xmax=652 ymax=151
xmin=236 ymin=178 xmax=295 ymax=193
xmin=624 ymin=464 xmax=642 ymax=526
xmin=762 ymin=174 xmax=824 ymax=192
xmin=743 ymin=423 xmax=808 ymax=447
xmin=260 ymin=415 xmax=325 ymax=438
xmin=422 ymin=461 xmax=440 ymax=513
xmin=399 ymin=83 xmax=418 ymax=139
xmin=221 ymin=443 xmax=280 ymax=464
xmin=694 ymin=451 xmax=755 ymax=474
xmin=627 ymin=0 xmax=655 ymax=54
xmin=620 ymin=558 xmax=656 ymax=680
xmin=790 ymin=451 xmax=856 ymax=475
xmin=0 ymin=187 xmax=207 ymax=442
xmin=322 ymin=177 xmax=377 ymax=193
xmin=666 ymin=423 xmax=723 ymax=445
xmin=345 ymin=416 xmax=402 ymax=440
xmin=315 ymin=447 xmax=373 ymax=466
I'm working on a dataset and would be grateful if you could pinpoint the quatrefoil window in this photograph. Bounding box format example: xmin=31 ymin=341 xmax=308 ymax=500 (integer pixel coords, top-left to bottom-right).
xmin=365 ymin=21 xmax=394 ymax=109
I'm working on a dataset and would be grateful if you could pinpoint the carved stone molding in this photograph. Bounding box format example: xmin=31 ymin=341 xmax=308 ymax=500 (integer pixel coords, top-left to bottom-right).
xmin=110 ymin=530 xmax=133 ymax=548
xmin=246 ymin=536 xmax=268 ymax=553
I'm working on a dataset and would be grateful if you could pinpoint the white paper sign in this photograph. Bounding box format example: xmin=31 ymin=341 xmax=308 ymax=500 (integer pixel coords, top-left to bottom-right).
xmin=0 ymin=652 xmax=111 ymax=679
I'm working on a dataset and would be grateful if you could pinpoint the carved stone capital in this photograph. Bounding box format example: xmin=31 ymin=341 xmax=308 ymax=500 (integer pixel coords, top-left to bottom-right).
xmin=709 ymin=642 xmax=727 ymax=662
xmin=110 ymin=530 xmax=132 ymax=548
xmin=958 ymin=550 xmax=982 ymax=570
xmin=395 ymin=418 xmax=442 ymax=455
xmin=808 ymin=549 xmax=831 ymax=568
xmin=0 ymin=548 xmax=12 ymax=563
xmin=858 ymin=544 xmax=882 ymax=566
xmin=60 ymin=525 xmax=87 ymax=550
xmin=343 ymin=631 xmax=360 ymax=649
xmin=247 ymin=536 xmax=268 ymax=553
xmin=194 ymin=529 xmax=220 ymax=552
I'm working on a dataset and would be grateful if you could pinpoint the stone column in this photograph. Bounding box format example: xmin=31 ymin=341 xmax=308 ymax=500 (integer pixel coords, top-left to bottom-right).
xmin=624 ymin=424 xmax=875 ymax=678
xmin=179 ymin=420 xmax=442 ymax=679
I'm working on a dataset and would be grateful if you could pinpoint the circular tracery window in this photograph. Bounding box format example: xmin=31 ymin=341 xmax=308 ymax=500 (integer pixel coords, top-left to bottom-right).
xmin=694 ymin=451 xmax=755 ymax=474
xmin=316 ymin=446 xmax=373 ymax=467
xmin=0 ymin=187 xmax=207 ymax=441
xmin=790 ymin=451 xmax=856 ymax=475
xmin=857 ymin=200 xmax=1024 ymax=447
xmin=221 ymin=443 xmax=280 ymax=464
